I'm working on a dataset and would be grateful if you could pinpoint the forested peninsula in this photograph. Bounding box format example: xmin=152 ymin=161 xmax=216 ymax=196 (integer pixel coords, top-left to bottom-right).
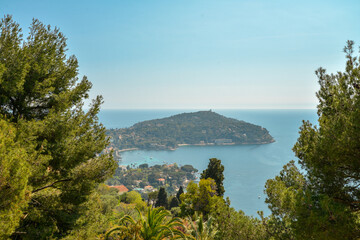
xmin=106 ymin=111 xmax=274 ymax=152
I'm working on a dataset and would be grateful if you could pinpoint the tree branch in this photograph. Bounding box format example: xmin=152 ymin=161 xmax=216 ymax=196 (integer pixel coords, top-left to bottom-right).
xmin=31 ymin=178 xmax=72 ymax=193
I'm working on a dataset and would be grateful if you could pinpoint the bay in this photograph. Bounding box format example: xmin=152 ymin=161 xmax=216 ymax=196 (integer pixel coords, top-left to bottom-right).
xmin=98 ymin=109 xmax=318 ymax=217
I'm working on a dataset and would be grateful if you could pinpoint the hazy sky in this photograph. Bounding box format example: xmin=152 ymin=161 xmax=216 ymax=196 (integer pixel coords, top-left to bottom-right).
xmin=2 ymin=0 xmax=360 ymax=109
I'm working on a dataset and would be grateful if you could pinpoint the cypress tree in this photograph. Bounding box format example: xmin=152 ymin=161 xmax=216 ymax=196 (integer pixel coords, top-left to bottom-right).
xmin=155 ymin=187 xmax=168 ymax=208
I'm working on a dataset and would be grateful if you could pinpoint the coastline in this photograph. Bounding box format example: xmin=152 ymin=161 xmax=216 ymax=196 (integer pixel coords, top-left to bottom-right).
xmin=118 ymin=140 xmax=275 ymax=153
xmin=118 ymin=148 xmax=139 ymax=152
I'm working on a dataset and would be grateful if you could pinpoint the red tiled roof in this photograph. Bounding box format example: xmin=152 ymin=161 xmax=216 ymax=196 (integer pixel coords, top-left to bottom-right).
xmin=109 ymin=185 xmax=129 ymax=192
xmin=157 ymin=178 xmax=165 ymax=181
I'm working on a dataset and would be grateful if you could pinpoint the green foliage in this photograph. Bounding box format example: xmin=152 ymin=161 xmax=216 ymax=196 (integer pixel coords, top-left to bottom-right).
xmin=264 ymin=161 xmax=359 ymax=239
xmin=0 ymin=15 xmax=116 ymax=238
xmin=188 ymin=214 xmax=218 ymax=240
xmin=0 ymin=119 xmax=30 ymax=239
xmin=181 ymin=165 xmax=197 ymax=172
xmin=292 ymin=40 xmax=360 ymax=238
xmin=265 ymin=161 xmax=304 ymax=220
xmin=262 ymin=161 xmax=304 ymax=239
xmin=139 ymin=163 xmax=149 ymax=169
xmin=155 ymin=187 xmax=168 ymax=209
xmin=60 ymin=190 xmax=116 ymax=240
xmin=169 ymin=196 xmax=180 ymax=209
xmin=264 ymin=41 xmax=360 ymax=239
xmin=179 ymin=177 xmax=267 ymax=239
xmin=181 ymin=179 xmax=219 ymax=217
xmin=294 ymin=40 xmax=360 ymax=211
xmin=147 ymin=190 xmax=158 ymax=207
xmin=105 ymin=207 xmax=187 ymax=240
xmin=208 ymin=197 xmax=267 ymax=240
xmin=294 ymin=193 xmax=358 ymax=240
xmin=201 ymin=158 xmax=225 ymax=196
xmin=120 ymin=191 xmax=147 ymax=211
xmin=120 ymin=191 xmax=142 ymax=204
xmin=107 ymin=110 xmax=274 ymax=151
xmin=97 ymin=184 xmax=120 ymax=215
xmin=0 ymin=16 xmax=88 ymax=120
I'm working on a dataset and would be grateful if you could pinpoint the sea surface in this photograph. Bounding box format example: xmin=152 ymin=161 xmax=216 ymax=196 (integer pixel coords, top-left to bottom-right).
xmin=98 ymin=109 xmax=318 ymax=217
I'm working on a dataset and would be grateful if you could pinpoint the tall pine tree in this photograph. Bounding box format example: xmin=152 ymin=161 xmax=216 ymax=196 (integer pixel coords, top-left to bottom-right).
xmin=264 ymin=41 xmax=360 ymax=239
xmin=0 ymin=15 xmax=116 ymax=239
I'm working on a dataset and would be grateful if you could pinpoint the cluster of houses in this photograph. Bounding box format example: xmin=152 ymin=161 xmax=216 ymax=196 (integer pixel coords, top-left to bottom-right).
xmin=107 ymin=174 xmax=166 ymax=195
xmin=107 ymin=163 xmax=197 ymax=195
xmin=108 ymin=184 xmax=156 ymax=195
xmin=108 ymin=178 xmax=169 ymax=195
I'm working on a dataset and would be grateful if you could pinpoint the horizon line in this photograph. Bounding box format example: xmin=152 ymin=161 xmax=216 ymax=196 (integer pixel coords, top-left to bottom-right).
xmin=97 ymin=107 xmax=317 ymax=110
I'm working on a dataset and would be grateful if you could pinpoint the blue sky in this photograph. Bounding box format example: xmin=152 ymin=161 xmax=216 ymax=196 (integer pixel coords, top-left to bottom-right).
xmin=2 ymin=0 xmax=360 ymax=109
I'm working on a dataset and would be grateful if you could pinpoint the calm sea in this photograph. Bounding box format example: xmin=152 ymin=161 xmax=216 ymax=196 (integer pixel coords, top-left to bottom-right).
xmin=98 ymin=109 xmax=318 ymax=217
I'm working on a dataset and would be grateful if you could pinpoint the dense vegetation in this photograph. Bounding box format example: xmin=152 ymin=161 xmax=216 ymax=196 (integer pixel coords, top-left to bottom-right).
xmin=261 ymin=40 xmax=360 ymax=239
xmin=2 ymin=15 xmax=360 ymax=239
xmin=106 ymin=110 xmax=274 ymax=152
xmin=0 ymin=16 xmax=116 ymax=239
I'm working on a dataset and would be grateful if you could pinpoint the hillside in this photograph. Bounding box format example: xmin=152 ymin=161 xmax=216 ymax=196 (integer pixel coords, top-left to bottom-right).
xmin=106 ymin=111 xmax=274 ymax=152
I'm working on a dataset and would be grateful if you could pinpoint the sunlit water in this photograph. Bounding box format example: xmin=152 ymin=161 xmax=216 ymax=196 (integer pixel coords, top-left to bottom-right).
xmin=98 ymin=109 xmax=318 ymax=217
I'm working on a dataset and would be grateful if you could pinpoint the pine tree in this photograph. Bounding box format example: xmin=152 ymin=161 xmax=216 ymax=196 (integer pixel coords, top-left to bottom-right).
xmin=0 ymin=120 xmax=31 ymax=239
xmin=294 ymin=40 xmax=360 ymax=211
xmin=0 ymin=15 xmax=116 ymax=239
xmin=201 ymin=158 xmax=225 ymax=196
xmin=264 ymin=41 xmax=360 ymax=239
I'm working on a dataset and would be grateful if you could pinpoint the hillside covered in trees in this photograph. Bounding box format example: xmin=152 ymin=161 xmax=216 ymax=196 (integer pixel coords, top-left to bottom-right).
xmin=107 ymin=111 xmax=274 ymax=151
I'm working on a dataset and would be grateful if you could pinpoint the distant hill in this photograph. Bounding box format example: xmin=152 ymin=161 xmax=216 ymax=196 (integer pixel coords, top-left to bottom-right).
xmin=106 ymin=111 xmax=274 ymax=152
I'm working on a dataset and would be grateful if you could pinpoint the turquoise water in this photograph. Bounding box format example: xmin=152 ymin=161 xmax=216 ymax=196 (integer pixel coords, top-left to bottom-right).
xmin=98 ymin=109 xmax=318 ymax=217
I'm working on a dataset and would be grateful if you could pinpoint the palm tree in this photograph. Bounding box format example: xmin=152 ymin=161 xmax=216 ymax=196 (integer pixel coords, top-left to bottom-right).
xmin=188 ymin=214 xmax=218 ymax=240
xmin=105 ymin=207 xmax=187 ymax=240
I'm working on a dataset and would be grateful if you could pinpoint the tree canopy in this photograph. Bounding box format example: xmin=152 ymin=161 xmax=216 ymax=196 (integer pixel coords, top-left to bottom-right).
xmin=180 ymin=178 xmax=219 ymax=217
xmin=201 ymin=158 xmax=225 ymax=196
xmin=294 ymin=40 xmax=360 ymax=211
xmin=264 ymin=41 xmax=360 ymax=239
xmin=0 ymin=120 xmax=30 ymax=239
xmin=106 ymin=110 xmax=274 ymax=151
xmin=105 ymin=207 xmax=186 ymax=240
xmin=0 ymin=15 xmax=116 ymax=239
